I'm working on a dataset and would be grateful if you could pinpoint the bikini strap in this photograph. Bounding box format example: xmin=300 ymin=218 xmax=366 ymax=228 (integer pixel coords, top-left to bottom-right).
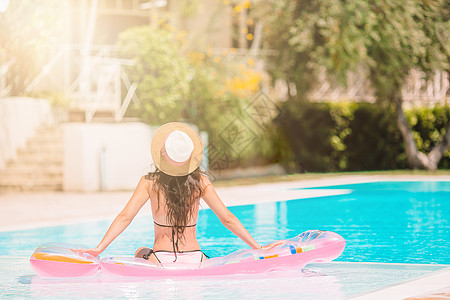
xmin=153 ymin=221 xmax=196 ymax=228
xmin=143 ymin=249 xmax=153 ymax=260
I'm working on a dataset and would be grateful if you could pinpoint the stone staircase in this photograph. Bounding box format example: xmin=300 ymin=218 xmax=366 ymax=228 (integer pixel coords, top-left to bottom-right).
xmin=0 ymin=126 xmax=63 ymax=192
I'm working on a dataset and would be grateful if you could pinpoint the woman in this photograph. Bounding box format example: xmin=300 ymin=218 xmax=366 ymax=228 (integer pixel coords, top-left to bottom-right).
xmin=78 ymin=122 xmax=280 ymax=264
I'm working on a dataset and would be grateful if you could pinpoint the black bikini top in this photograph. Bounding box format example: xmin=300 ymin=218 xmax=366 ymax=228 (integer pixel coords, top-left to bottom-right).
xmin=153 ymin=221 xmax=196 ymax=228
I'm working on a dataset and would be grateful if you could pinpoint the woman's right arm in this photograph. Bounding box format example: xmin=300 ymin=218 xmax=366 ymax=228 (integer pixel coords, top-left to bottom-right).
xmin=201 ymin=177 xmax=262 ymax=250
xmin=73 ymin=176 xmax=150 ymax=257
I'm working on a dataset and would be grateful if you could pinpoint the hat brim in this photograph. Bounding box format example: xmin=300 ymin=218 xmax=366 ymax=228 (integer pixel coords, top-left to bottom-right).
xmin=151 ymin=122 xmax=204 ymax=176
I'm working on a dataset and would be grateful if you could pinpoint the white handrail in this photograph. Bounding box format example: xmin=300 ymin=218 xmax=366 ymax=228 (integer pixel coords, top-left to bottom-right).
xmin=115 ymin=83 xmax=137 ymax=122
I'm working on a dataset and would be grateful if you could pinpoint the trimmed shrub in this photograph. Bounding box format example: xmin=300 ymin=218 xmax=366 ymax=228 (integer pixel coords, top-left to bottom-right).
xmin=275 ymin=101 xmax=335 ymax=172
xmin=406 ymin=105 xmax=450 ymax=169
xmin=344 ymin=103 xmax=406 ymax=171
xmin=275 ymin=100 xmax=450 ymax=172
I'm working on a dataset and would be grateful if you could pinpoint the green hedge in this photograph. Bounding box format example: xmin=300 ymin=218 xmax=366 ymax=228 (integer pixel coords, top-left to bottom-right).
xmin=275 ymin=101 xmax=450 ymax=172
xmin=275 ymin=102 xmax=335 ymax=172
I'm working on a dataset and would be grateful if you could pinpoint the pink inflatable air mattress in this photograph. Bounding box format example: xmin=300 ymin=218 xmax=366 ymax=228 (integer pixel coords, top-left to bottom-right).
xmin=30 ymin=230 xmax=346 ymax=278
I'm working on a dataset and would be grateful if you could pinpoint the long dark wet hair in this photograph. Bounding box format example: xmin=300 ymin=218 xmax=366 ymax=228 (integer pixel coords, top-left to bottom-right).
xmin=145 ymin=167 xmax=206 ymax=252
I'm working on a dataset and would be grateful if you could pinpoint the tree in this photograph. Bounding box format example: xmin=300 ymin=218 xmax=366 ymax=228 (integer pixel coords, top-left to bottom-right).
xmin=254 ymin=0 xmax=449 ymax=170
xmin=117 ymin=26 xmax=191 ymax=124
xmin=0 ymin=0 xmax=64 ymax=95
xmin=117 ymin=25 xmax=269 ymax=168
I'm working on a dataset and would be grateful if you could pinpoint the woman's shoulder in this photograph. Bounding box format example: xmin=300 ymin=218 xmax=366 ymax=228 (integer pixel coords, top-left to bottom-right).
xmin=200 ymin=174 xmax=213 ymax=190
xmin=140 ymin=174 xmax=154 ymax=188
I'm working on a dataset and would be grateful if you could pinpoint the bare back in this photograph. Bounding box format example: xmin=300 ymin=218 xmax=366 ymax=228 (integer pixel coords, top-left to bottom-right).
xmin=146 ymin=176 xmax=205 ymax=252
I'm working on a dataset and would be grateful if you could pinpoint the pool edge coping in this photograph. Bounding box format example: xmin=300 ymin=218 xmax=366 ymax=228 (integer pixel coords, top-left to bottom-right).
xmin=349 ymin=266 xmax=450 ymax=300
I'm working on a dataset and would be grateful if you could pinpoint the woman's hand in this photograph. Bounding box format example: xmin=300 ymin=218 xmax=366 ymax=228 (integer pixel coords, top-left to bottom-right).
xmin=71 ymin=247 xmax=103 ymax=258
xmin=261 ymin=240 xmax=285 ymax=251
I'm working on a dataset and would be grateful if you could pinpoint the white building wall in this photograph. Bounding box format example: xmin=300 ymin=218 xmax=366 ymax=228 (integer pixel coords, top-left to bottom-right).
xmin=63 ymin=122 xmax=154 ymax=192
xmin=63 ymin=122 xmax=209 ymax=192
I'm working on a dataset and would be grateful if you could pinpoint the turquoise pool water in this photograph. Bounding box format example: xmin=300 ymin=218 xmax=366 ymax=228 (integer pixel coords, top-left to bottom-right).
xmin=1 ymin=181 xmax=449 ymax=264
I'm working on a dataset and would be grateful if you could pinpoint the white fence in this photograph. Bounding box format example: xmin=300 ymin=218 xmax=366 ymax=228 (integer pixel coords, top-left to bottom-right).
xmin=308 ymin=67 xmax=449 ymax=104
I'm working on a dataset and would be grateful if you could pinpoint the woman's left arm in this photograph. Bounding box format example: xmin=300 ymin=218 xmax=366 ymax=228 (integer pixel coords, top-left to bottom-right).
xmin=74 ymin=176 xmax=150 ymax=257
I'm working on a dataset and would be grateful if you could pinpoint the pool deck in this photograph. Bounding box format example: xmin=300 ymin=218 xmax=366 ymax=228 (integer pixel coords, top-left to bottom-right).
xmin=1 ymin=174 xmax=449 ymax=299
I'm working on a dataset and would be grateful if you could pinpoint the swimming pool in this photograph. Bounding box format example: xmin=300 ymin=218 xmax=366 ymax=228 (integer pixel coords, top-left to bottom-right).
xmin=1 ymin=180 xmax=449 ymax=299
xmin=2 ymin=181 xmax=449 ymax=263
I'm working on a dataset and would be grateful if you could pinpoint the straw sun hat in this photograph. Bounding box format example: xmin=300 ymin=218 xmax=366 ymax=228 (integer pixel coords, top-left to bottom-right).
xmin=151 ymin=122 xmax=204 ymax=176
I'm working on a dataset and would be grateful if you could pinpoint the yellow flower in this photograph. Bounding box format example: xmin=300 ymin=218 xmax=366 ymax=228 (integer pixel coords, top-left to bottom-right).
xmin=247 ymin=33 xmax=253 ymax=40
xmin=214 ymin=56 xmax=221 ymax=63
xmin=223 ymin=66 xmax=262 ymax=97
